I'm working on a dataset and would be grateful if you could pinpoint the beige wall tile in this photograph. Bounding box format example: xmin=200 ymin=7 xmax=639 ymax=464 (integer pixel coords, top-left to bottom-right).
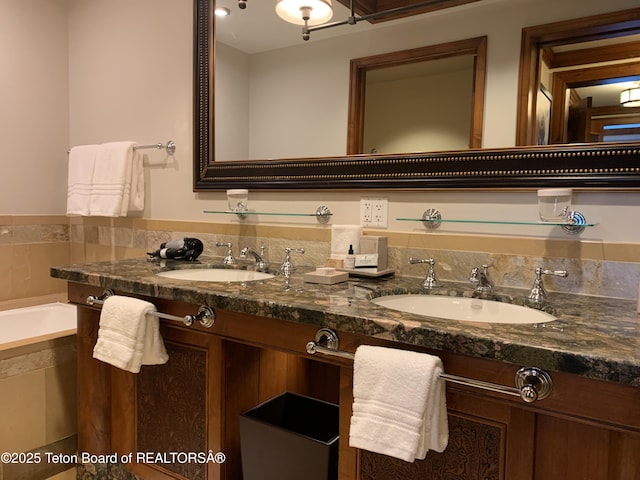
xmin=11 ymin=244 xmax=69 ymax=300
xmin=45 ymin=361 xmax=78 ymax=444
xmin=0 ymin=245 xmax=13 ymax=303
xmin=10 ymin=216 xmax=68 ymax=226
xmin=0 ymin=370 xmax=46 ymax=453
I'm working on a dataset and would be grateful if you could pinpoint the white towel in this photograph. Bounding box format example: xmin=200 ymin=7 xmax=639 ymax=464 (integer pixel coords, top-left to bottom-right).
xmin=66 ymin=144 xmax=98 ymax=216
xmin=331 ymin=224 xmax=362 ymax=259
xmin=127 ymin=148 xmax=144 ymax=212
xmin=349 ymin=345 xmax=448 ymax=462
xmin=89 ymin=141 xmax=144 ymax=217
xmin=93 ymin=295 xmax=168 ymax=373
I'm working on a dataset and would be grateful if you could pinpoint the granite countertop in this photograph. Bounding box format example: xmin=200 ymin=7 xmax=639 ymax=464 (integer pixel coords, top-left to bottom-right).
xmin=51 ymin=256 xmax=640 ymax=387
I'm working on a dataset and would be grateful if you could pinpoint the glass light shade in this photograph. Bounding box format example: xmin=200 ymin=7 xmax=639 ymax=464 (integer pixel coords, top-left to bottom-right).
xmin=620 ymin=87 xmax=640 ymax=107
xmin=276 ymin=0 xmax=333 ymax=26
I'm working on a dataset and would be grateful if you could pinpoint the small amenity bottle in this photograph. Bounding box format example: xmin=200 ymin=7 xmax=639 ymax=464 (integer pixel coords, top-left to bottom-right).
xmin=345 ymin=244 xmax=355 ymax=269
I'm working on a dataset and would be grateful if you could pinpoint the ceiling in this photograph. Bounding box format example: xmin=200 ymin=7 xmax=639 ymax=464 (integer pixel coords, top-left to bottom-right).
xmin=214 ymin=0 xmax=496 ymax=54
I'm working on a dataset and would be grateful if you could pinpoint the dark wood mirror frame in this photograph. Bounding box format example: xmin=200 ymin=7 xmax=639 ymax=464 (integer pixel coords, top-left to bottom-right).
xmin=194 ymin=0 xmax=640 ymax=191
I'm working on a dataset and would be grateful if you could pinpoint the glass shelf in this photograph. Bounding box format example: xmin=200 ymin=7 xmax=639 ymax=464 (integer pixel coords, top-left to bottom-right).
xmin=399 ymin=208 xmax=594 ymax=235
xmin=397 ymin=218 xmax=597 ymax=227
xmin=204 ymin=205 xmax=332 ymax=223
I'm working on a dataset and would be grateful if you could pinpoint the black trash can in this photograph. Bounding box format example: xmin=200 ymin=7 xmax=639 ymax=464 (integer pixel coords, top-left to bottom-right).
xmin=239 ymin=392 xmax=339 ymax=480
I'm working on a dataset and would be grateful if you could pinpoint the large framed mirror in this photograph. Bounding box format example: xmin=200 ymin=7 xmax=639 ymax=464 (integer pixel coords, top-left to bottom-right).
xmin=194 ymin=0 xmax=640 ymax=190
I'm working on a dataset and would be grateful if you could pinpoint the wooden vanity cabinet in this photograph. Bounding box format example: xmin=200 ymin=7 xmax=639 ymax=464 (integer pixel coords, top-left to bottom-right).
xmin=70 ymin=283 xmax=640 ymax=480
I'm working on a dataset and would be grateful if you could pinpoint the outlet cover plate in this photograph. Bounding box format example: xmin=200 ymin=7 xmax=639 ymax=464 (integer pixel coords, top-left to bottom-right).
xmin=360 ymin=198 xmax=388 ymax=228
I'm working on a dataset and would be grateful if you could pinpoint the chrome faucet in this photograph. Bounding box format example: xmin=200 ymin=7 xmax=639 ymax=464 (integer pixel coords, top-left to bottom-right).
xmin=240 ymin=245 xmax=267 ymax=271
xmin=215 ymin=242 xmax=235 ymax=264
xmin=527 ymin=267 xmax=568 ymax=308
xmin=470 ymin=264 xmax=494 ymax=294
xmin=409 ymin=257 xmax=441 ymax=289
xmin=280 ymin=247 xmax=305 ymax=279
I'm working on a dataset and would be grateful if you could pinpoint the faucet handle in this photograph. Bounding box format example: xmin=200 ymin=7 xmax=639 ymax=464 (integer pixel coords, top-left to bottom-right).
xmin=469 ymin=264 xmax=490 ymax=282
xmin=281 ymin=247 xmax=305 ymax=278
xmin=470 ymin=264 xmax=494 ymax=293
xmin=527 ymin=267 xmax=568 ymax=308
xmin=538 ymin=268 xmax=568 ymax=278
xmin=215 ymin=241 xmax=235 ymax=264
xmin=409 ymin=257 xmax=441 ymax=289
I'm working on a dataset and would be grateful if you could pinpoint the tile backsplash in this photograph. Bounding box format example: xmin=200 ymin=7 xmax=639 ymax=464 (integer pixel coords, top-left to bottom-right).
xmin=2 ymin=215 xmax=639 ymax=304
xmin=70 ymin=217 xmax=640 ymax=300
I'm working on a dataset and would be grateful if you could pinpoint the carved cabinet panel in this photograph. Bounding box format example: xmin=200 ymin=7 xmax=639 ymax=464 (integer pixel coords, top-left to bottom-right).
xmin=360 ymin=414 xmax=503 ymax=480
xmin=136 ymin=341 xmax=208 ymax=480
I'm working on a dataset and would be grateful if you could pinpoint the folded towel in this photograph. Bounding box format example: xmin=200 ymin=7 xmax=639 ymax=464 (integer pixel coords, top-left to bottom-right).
xmin=89 ymin=141 xmax=138 ymax=217
xmin=93 ymin=295 xmax=168 ymax=373
xmin=331 ymin=224 xmax=362 ymax=259
xmin=127 ymin=148 xmax=144 ymax=212
xmin=66 ymin=144 xmax=98 ymax=216
xmin=349 ymin=345 xmax=448 ymax=462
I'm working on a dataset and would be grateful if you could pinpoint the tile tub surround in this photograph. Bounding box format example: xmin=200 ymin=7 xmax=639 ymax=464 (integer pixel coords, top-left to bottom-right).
xmin=52 ymin=256 xmax=640 ymax=387
xmin=0 ymin=334 xmax=77 ymax=480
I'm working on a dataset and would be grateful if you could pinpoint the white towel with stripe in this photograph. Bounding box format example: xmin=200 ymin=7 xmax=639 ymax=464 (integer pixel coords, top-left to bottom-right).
xmin=349 ymin=345 xmax=448 ymax=462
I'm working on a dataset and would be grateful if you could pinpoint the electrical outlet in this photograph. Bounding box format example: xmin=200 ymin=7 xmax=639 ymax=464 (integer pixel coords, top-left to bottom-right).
xmin=360 ymin=198 xmax=388 ymax=228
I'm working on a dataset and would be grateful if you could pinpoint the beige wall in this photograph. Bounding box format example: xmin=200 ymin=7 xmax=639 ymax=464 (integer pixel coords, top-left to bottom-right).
xmin=0 ymin=0 xmax=69 ymax=215
xmin=363 ymin=67 xmax=474 ymax=153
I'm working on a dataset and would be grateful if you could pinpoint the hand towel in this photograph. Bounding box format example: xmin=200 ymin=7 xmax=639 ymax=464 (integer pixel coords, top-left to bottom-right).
xmin=127 ymin=148 xmax=145 ymax=212
xmin=93 ymin=295 xmax=168 ymax=373
xmin=331 ymin=224 xmax=362 ymax=259
xmin=89 ymin=141 xmax=136 ymax=217
xmin=349 ymin=345 xmax=448 ymax=462
xmin=66 ymin=144 xmax=98 ymax=216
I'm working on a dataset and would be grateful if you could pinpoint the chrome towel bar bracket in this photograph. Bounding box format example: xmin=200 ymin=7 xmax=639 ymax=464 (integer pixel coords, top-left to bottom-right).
xmin=306 ymin=328 xmax=553 ymax=404
xmin=86 ymin=289 xmax=214 ymax=328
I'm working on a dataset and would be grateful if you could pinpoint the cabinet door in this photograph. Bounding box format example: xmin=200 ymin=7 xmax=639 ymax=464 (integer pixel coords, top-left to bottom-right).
xmin=357 ymin=387 xmax=536 ymax=480
xmin=112 ymin=323 xmax=223 ymax=480
xmin=534 ymin=415 xmax=640 ymax=480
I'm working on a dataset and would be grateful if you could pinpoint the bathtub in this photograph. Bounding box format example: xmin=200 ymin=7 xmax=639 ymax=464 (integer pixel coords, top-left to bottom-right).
xmin=0 ymin=302 xmax=77 ymax=352
xmin=0 ymin=302 xmax=78 ymax=479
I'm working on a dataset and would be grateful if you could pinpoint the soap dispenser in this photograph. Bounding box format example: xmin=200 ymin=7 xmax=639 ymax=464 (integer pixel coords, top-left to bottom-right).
xmin=345 ymin=244 xmax=355 ymax=269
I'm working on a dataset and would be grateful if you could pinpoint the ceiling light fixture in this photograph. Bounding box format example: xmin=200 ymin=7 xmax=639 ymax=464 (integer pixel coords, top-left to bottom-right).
xmin=276 ymin=0 xmax=333 ymax=40
xmin=620 ymin=86 xmax=640 ymax=108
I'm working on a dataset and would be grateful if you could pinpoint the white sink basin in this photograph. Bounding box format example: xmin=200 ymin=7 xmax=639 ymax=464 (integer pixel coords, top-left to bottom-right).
xmin=156 ymin=268 xmax=274 ymax=282
xmin=371 ymin=294 xmax=556 ymax=324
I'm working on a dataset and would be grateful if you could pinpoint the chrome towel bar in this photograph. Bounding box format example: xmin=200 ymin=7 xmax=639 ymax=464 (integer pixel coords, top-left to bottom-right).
xmin=306 ymin=328 xmax=553 ymax=404
xmin=86 ymin=289 xmax=214 ymax=328
xmin=67 ymin=140 xmax=176 ymax=155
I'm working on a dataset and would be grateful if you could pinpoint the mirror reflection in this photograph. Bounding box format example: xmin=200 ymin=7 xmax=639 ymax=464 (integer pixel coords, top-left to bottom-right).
xmin=361 ymin=57 xmax=475 ymax=153
xmin=517 ymin=10 xmax=640 ymax=146
xmin=214 ymin=0 xmax=484 ymax=162
xmin=347 ymin=37 xmax=486 ymax=154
